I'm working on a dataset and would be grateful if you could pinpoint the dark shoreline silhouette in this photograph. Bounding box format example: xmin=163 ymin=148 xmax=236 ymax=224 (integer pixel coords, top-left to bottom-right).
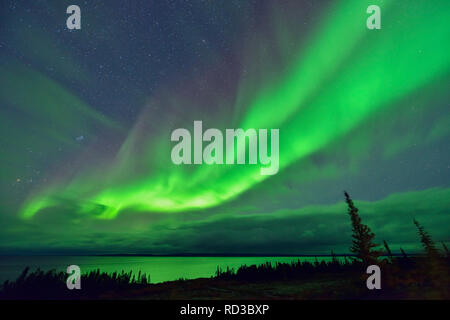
xmin=1 ymin=192 xmax=448 ymax=300
xmin=1 ymin=254 xmax=448 ymax=300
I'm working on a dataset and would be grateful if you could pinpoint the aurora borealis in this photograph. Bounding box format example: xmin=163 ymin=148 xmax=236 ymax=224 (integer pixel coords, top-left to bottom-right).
xmin=0 ymin=0 xmax=449 ymax=255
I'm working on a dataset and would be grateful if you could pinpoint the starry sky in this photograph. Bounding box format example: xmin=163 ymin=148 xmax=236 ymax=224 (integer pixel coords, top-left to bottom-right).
xmin=0 ymin=0 xmax=449 ymax=255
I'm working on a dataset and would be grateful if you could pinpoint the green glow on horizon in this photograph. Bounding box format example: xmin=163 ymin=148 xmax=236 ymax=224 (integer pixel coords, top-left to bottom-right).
xmin=20 ymin=0 xmax=450 ymax=219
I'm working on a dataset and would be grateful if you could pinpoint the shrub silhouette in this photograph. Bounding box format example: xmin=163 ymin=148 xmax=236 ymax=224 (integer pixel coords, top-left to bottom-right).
xmin=0 ymin=268 xmax=150 ymax=299
xmin=214 ymin=258 xmax=357 ymax=282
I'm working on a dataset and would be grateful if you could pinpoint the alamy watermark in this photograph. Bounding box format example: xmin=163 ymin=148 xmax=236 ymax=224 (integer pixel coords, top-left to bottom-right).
xmin=66 ymin=265 xmax=81 ymax=290
xmin=171 ymin=121 xmax=279 ymax=175
xmin=366 ymin=265 xmax=381 ymax=290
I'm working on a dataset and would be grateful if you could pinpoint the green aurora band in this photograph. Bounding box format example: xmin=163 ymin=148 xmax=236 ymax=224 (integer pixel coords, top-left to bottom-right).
xmin=20 ymin=0 xmax=450 ymax=219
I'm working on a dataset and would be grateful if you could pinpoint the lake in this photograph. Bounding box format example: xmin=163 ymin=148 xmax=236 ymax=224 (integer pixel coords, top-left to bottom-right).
xmin=0 ymin=256 xmax=338 ymax=284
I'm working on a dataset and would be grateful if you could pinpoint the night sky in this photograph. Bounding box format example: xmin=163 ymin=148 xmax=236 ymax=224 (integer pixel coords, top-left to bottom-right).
xmin=0 ymin=0 xmax=449 ymax=255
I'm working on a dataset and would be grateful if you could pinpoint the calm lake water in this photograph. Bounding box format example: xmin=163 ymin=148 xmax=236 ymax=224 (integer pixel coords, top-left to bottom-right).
xmin=0 ymin=256 xmax=336 ymax=284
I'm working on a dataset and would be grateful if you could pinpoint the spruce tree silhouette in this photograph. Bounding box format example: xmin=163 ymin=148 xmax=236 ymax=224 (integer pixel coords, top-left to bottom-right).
xmin=331 ymin=250 xmax=339 ymax=264
xmin=383 ymin=240 xmax=394 ymax=263
xmin=344 ymin=191 xmax=381 ymax=266
xmin=442 ymin=242 xmax=449 ymax=259
xmin=400 ymin=247 xmax=408 ymax=259
xmin=413 ymin=219 xmax=447 ymax=297
xmin=413 ymin=219 xmax=439 ymax=259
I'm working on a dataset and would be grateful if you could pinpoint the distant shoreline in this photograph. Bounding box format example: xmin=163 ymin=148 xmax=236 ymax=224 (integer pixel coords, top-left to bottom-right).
xmin=0 ymin=253 xmax=419 ymax=257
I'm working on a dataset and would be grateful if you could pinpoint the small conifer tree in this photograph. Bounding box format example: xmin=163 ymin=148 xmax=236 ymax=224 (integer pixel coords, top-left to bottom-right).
xmin=331 ymin=250 xmax=339 ymax=264
xmin=383 ymin=240 xmax=394 ymax=262
xmin=442 ymin=242 xmax=449 ymax=259
xmin=344 ymin=191 xmax=381 ymax=265
xmin=400 ymin=247 xmax=408 ymax=259
xmin=413 ymin=219 xmax=439 ymax=258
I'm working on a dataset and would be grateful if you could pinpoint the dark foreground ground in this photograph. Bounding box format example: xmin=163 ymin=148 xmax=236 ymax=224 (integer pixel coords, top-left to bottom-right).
xmin=2 ymin=273 xmax=442 ymax=300
xmin=98 ymin=274 xmax=445 ymax=300
xmin=1 ymin=257 xmax=448 ymax=300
